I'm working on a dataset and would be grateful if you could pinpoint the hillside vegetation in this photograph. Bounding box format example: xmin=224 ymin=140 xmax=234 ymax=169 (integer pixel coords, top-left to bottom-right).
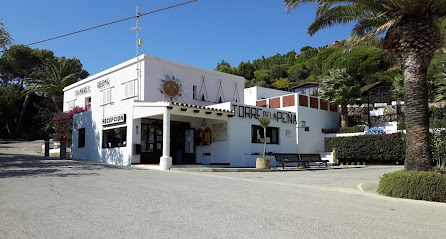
xmin=215 ymin=39 xmax=446 ymax=102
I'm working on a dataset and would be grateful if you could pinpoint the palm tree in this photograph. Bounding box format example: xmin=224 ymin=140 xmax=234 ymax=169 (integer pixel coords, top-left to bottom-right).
xmin=285 ymin=0 xmax=446 ymax=171
xmin=29 ymin=57 xmax=89 ymax=112
xmin=259 ymin=116 xmax=271 ymax=157
xmin=319 ymin=68 xmax=362 ymax=127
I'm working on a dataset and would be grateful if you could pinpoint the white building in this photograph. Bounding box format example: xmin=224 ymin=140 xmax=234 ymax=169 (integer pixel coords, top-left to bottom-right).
xmin=64 ymin=55 xmax=339 ymax=170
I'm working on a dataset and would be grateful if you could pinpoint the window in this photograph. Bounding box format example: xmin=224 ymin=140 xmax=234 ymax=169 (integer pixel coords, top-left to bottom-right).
xmin=85 ymin=97 xmax=91 ymax=110
xmin=193 ymin=85 xmax=197 ymax=99
xmin=251 ymin=125 xmax=279 ymax=144
xmin=78 ymin=128 xmax=86 ymax=148
xmin=123 ymin=80 xmax=137 ymax=99
xmin=67 ymin=100 xmax=75 ymax=110
xmin=102 ymin=88 xmax=112 ymax=105
xmin=102 ymin=127 xmax=127 ymax=148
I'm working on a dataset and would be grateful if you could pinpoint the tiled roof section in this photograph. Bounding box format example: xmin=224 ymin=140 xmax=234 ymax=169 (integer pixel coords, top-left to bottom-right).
xmin=134 ymin=101 xmax=235 ymax=114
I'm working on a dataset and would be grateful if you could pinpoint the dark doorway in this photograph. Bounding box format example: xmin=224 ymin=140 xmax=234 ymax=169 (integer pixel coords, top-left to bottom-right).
xmin=140 ymin=119 xmax=195 ymax=164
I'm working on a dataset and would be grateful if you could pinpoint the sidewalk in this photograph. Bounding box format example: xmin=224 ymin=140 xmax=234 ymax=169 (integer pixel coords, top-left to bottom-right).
xmin=131 ymin=164 xmax=367 ymax=172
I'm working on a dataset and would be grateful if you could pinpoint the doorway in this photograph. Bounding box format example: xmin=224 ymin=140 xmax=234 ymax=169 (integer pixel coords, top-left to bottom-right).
xmin=140 ymin=119 xmax=195 ymax=164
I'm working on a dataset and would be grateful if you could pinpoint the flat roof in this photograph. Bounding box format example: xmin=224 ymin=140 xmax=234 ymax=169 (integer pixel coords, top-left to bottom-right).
xmin=64 ymin=54 xmax=245 ymax=92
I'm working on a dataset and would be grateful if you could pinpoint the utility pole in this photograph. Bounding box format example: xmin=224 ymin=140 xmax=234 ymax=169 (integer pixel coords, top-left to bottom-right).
xmin=131 ymin=5 xmax=143 ymax=100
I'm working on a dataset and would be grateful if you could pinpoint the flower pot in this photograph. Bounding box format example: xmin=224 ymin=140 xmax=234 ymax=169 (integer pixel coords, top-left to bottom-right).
xmin=256 ymin=157 xmax=270 ymax=169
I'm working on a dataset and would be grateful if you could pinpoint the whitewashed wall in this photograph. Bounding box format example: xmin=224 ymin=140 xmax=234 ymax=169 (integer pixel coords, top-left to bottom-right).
xmin=296 ymin=104 xmax=339 ymax=153
xmin=244 ymin=87 xmax=292 ymax=106
xmin=143 ymin=56 xmax=245 ymax=106
xmin=65 ymin=57 xmax=140 ymax=166
xmin=225 ymin=103 xmax=297 ymax=167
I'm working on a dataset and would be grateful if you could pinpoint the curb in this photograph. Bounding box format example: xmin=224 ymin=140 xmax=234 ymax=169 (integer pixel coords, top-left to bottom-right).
xmin=170 ymin=165 xmax=367 ymax=172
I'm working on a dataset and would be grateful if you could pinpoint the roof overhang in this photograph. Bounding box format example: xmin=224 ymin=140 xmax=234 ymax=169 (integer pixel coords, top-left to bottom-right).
xmin=133 ymin=101 xmax=235 ymax=120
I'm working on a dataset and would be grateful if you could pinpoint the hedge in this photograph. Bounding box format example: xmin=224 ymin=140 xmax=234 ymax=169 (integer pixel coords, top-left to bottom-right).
xmin=337 ymin=125 xmax=365 ymax=133
xmin=379 ymin=170 xmax=446 ymax=203
xmin=331 ymin=133 xmax=405 ymax=164
xmin=322 ymin=125 xmax=365 ymax=134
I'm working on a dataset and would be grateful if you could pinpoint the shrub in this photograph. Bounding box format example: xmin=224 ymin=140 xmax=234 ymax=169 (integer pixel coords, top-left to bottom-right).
xmin=379 ymin=170 xmax=446 ymax=203
xmin=52 ymin=106 xmax=87 ymax=143
xmin=331 ymin=133 xmax=405 ymax=164
xmin=322 ymin=126 xmax=365 ymax=134
xmin=431 ymin=127 xmax=446 ymax=172
xmin=429 ymin=107 xmax=446 ymax=120
xmin=337 ymin=125 xmax=365 ymax=133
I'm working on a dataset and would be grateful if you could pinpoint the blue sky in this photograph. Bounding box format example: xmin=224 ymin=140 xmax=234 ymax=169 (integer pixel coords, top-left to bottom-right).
xmin=1 ymin=0 xmax=354 ymax=76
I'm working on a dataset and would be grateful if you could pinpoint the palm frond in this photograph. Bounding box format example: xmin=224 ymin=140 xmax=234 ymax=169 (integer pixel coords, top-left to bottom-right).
xmin=308 ymin=5 xmax=370 ymax=35
xmin=348 ymin=16 xmax=400 ymax=48
xmin=284 ymin=0 xmax=321 ymax=14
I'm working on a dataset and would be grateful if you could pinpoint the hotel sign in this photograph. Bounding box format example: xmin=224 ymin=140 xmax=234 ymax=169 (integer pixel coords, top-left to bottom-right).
xmin=102 ymin=114 xmax=126 ymax=126
xmin=97 ymin=79 xmax=110 ymax=89
xmin=74 ymin=86 xmax=91 ymax=98
xmin=232 ymin=104 xmax=296 ymax=124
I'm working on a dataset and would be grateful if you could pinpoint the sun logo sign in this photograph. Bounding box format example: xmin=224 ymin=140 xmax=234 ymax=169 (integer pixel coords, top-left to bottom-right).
xmin=160 ymin=74 xmax=183 ymax=101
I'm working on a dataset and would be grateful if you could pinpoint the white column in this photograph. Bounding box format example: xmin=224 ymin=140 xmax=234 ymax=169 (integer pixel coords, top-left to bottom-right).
xmin=159 ymin=108 xmax=172 ymax=170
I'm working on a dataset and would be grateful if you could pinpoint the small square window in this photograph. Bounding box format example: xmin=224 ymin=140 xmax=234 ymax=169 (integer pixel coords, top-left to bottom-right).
xmin=251 ymin=125 xmax=279 ymax=144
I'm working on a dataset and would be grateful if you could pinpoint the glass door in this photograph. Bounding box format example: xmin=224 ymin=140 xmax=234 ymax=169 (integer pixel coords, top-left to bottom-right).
xmin=183 ymin=128 xmax=196 ymax=164
xmin=140 ymin=122 xmax=162 ymax=164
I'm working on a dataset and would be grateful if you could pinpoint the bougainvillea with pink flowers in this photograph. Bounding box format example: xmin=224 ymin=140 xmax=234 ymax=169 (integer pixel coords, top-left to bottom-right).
xmin=52 ymin=106 xmax=87 ymax=142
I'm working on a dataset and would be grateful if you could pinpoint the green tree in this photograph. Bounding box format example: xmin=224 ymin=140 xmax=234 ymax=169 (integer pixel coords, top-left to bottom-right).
xmin=254 ymin=69 xmax=271 ymax=83
xmin=288 ymin=64 xmax=310 ymax=83
xmin=0 ymin=44 xmax=54 ymax=86
xmin=0 ymin=45 xmax=55 ymax=136
xmin=427 ymin=53 xmax=446 ymax=102
xmin=285 ymin=0 xmax=446 ymax=171
xmin=300 ymin=46 xmax=314 ymax=52
xmin=0 ymin=22 xmax=12 ymax=50
xmin=215 ymin=60 xmax=237 ymax=75
xmin=272 ymin=78 xmax=290 ymax=90
xmin=270 ymin=64 xmax=289 ymax=80
xmin=29 ymin=57 xmax=89 ymax=112
xmin=319 ymin=69 xmax=362 ymax=127
xmin=322 ymin=46 xmax=392 ymax=85
xmin=0 ymin=84 xmax=24 ymax=137
xmin=237 ymin=61 xmax=255 ymax=80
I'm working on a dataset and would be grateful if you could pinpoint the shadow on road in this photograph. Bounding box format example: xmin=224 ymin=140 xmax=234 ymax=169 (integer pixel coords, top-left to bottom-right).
xmin=0 ymin=152 xmax=123 ymax=178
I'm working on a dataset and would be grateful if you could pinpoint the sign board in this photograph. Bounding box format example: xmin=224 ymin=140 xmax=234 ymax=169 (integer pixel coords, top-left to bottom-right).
xmin=102 ymin=114 xmax=126 ymax=126
xmin=212 ymin=123 xmax=228 ymax=142
xmin=231 ymin=104 xmax=296 ymax=124
xmin=74 ymin=86 xmax=91 ymax=98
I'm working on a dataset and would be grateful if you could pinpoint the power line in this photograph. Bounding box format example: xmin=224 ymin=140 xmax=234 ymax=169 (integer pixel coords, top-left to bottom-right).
xmin=25 ymin=0 xmax=198 ymax=47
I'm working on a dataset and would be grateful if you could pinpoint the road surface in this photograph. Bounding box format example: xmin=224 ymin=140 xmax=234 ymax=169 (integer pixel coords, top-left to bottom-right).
xmin=1 ymin=141 xmax=445 ymax=238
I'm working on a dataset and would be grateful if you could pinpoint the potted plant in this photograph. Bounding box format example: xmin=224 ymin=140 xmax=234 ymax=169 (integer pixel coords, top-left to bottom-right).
xmin=256 ymin=116 xmax=271 ymax=169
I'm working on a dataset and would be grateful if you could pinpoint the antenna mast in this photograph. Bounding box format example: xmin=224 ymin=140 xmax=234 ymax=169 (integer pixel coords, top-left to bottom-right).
xmin=131 ymin=5 xmax=143 ymax=100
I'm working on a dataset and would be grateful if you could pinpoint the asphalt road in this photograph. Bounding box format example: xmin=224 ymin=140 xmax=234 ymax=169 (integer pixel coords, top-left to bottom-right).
xmin=1 ymin=141 xmax=445 ymax=238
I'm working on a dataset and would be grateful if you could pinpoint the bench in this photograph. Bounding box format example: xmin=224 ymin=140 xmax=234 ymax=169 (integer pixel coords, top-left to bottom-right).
xmin=273 ymin=153 xmax=329 ymax=169
xmin=273 ymin=153 xmax=306 ymax=169
xmin=298 ymin=154 xmax=329 ymax=168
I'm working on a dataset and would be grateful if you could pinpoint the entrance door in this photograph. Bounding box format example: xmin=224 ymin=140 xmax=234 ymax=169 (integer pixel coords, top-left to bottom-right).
xmin=140 ymin=122 xmax=163 ymax=164
xmin=170 ymin=122 xmax=195 ymax=164
xmin=140 ymin=120 xmax=196 ymax=164
xmin=183 ymin=129 xmax=196 ymax=164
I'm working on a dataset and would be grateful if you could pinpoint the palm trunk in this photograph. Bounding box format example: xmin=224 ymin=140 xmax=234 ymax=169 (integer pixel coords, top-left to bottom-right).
xmin=14 ymin=92 xmax=31 ymax=138
xmin=383 ymin=19 xmax=442 ymax=171
xmin=340 ymin=104 xmax=348 ymax=127
xmin=51 ymin=92 xmax=64 ymax=113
